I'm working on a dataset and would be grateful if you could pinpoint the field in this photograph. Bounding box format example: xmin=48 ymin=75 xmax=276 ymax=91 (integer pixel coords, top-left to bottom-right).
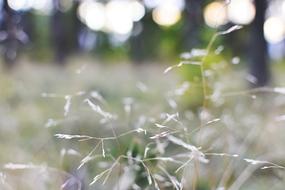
xmin=1 ymin=58 xmax=285 ymax=190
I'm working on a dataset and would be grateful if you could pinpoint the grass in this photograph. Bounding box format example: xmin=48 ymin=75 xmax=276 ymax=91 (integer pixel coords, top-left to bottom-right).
xmin=1 ymin=47 xmax=285 ymax=189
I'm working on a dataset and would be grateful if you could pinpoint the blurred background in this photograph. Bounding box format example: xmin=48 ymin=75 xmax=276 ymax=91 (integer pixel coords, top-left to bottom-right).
xmin=0 ymin=0 xmax=284 ymax=68
xmin=1 ymin=0 xmax=285 ymax=190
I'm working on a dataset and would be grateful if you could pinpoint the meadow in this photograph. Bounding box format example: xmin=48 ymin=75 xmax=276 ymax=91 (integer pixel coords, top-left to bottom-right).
xmin=1 ymin=53 xmax=285 ymax=190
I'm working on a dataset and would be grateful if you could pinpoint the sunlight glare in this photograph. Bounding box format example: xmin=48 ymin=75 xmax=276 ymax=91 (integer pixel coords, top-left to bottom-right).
xmin=78 ymin=1 xmax=106 ymax=31
xmin=152 ymin=4 xmax=181 ymax=27
xmin=106 ymin=0 xmax=133 ymax=35
xmin=227 ymin=0 xmax=255 ymax=25
xmin=204 ymin=1 xmax=228 ymax=28
xmin=264 ymin=17 xmax=285 ymax=44
xmin=130 ymin=1 xmax=145 ymax=22
xmin=7 ymin=0 xmax=33 ymax=11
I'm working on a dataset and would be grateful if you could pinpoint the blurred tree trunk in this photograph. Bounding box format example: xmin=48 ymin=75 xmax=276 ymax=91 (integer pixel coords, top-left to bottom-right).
xmin=2 ymin=0 xmax=18 ymax=67
xmin=70 ymin=0 xmax=82 ymax=52
xmin=249 ymin=0 xmax=269 ymax=87
xmin=51 ymin=0 xmax=67 ymax=64
xmin=129 ymin=14 xmax=161 ymax=63
xmin=183 ymin=0 xmax=204 ymax=50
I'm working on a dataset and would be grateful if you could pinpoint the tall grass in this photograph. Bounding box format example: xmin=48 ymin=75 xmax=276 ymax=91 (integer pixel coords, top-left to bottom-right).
xmin=1 ymin=10 xmax=285 ymax=190
xmin=12 ymin=25 xmax=283 ymax=190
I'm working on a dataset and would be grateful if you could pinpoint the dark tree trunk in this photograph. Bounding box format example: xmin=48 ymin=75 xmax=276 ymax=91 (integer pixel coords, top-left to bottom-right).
xmin=183 ymin=0 xmax=204 ymax=50
xmin=249 ymin=0 xmax=269 ymax=87
xmin=2 ymin=0 xmax=19 ymax=67
xmin=129 ymin=14 xmax=161 ymax=63
xmin=51 ymin=0 xmax=68 ymax=64
xmin=71 ymin=0 xmax=82 ymax=51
